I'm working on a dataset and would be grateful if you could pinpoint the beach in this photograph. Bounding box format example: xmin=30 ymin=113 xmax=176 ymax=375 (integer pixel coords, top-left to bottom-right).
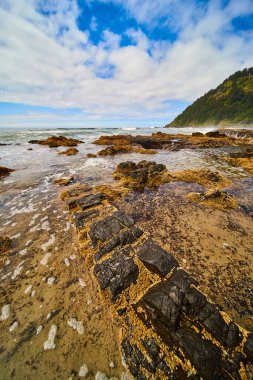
xmin=0 ymin=126 xmax=253 ymax=379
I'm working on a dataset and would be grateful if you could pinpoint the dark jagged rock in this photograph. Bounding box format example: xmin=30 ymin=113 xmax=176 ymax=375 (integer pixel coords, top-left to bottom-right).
xmin=176 ymin=327 xmax=223 ymax=380
xmin=89 ymin=211 xmax=135 ymax=247
xmin=72 ymin=209 xmax=99 ymax=230
xmin=136 ymin=238 xmax=178 ymax=276
xmin=0 ymin=166 xmax=15 ymax=178
xmin=205 ymin=131 xmax=226 ymax=138
xmin=139 ymin=279 xmax=185 ymax=332
xmin=67 ymin=192 xmax=105 ymax=211
xmin=95 ymin=226 xmax=143 ymax=262
xmin=93 ymin=247 xmax=139 ymax=300
xmin=244 ymin=333 xmax=253 ymax=363
xmin=141 ymin=338 xmax=160 ymax=364
xmin=169 ymin=269 xmax=198 ymax=292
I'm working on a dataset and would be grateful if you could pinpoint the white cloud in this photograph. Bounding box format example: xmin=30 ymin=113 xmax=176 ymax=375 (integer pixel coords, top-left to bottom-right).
xmin=0 ymin=0 xmax=252 ymax=126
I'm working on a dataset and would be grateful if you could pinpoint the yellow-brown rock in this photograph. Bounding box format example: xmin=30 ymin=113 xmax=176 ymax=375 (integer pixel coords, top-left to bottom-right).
xmin=173 ymin=169 xmax=231 ymax=189
xmin=29 ymin=135 xmax=83 ymax=148
xmin=187 ymin=189 xmax=238 ymax=210
xmin=59 ymin=147 xmax=79 ymax=156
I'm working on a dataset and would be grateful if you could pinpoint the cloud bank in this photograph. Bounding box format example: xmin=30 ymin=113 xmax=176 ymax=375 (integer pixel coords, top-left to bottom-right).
xmin=0 ymin=0 xmax=253 ymax=126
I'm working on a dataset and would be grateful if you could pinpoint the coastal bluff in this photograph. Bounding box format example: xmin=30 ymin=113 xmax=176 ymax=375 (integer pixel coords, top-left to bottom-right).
xmin=62 ymin=184 xmax=253 ymax=380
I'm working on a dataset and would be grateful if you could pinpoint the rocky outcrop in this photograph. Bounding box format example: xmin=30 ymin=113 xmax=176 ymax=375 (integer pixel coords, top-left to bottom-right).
xmin=58 ymin=147 xmax=79 ymax=155
xmin=113 ymin=161 xmax=173 ymax=191
xmin=62 ymin=184 xmax=253 ymax=380
xmin=93 ymin=131 xmax=252 ymax=153
xmin=113 ymin=160 xmax=231 ymax=193
xmin=0 ymin=166 xmax=15 ymax=178
xmin=29 ymin=135 xmax=83 ymax=148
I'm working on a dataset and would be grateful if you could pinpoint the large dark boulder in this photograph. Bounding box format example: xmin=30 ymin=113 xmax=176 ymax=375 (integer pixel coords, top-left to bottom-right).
xmin=93 ymin=246 xmax=139 ymax=300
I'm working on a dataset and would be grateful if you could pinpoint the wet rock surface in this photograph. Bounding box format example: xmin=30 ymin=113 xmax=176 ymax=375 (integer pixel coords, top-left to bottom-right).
xmin=29 ymin=135 xmax=83 ymax=148
xmin=94 ymin=247 xmax=139 ymax=301
xmin=0 ymin=166 xmax=15 ymax=178
xmin=58 ymin=147 xmax=79 ymax=155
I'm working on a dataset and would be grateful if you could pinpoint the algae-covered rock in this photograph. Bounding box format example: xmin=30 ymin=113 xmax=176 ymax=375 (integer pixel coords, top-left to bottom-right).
xmin=174 ymin=169 xmax=231 ymax=189
xmin=225 ymin=148 xmax=253 ymax=175
xmin=187 ymin=189 xmax=238 ymax=210
xmin=29 ymin=135 xmax=83 ymax=148
xmin=113 ymin=160 xmax=172 ymax=190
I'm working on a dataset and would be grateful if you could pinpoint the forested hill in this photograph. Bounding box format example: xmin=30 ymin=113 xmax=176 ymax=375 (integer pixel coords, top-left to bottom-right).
xmin=166 ymin=68 xmax=253 ymax=127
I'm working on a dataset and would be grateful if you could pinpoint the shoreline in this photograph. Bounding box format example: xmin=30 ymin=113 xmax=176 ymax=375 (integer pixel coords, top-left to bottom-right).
xmin=0 ymin=128 xmax=253 ymax=379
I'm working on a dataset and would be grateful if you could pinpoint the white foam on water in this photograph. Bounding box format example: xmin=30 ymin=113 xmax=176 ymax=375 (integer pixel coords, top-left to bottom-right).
xmin=78 ymin=364 xmax=88 ymax=377
xmin=24 ymin=284 xmax=33 ymax=294
xmin=10 ymin=233 xmax=20 ymax=239
xmin=79 ymin=278 xmax=86 ymax=287
xmin=9 ymin=321 xmax=19 ymax=332
xmin=19 ymin=248 xmax=27 ymax=256
xmin=47 ymin=277 xmax=55 ymax=286
xmin=64 ymin=258 xmax=70 ymax=267
xmin=41 ymin=235 xmax=55 ymax=252
xmin=0 ymin=304 xmax=11 ymax=321
xmin=67 ymin=318 xmax=84 ymax=334
xmin=63 ymin=222 xmax=71 ymax=232
xmin=40 ymin=252 xmax=52 ymax=266
xmin=43 ymin=325 xmax=57 ymax=350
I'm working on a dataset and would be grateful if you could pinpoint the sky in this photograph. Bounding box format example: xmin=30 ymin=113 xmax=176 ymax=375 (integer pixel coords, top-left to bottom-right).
xmin=0 ymin=0 xmax=253 ymax=129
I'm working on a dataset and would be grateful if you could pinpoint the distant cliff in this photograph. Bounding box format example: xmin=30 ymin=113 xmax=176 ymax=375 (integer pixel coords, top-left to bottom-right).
xmin=166 ymin=67 xmax=253 ymax=127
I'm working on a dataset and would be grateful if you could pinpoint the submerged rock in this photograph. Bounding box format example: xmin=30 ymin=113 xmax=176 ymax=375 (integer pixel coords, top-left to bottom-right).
xmin=0 ymin=166 xmax=14 ymax=178
xmin=54 ymin=177 xmax=74 ymax=186
xmin=225 ymin=148 xmax=253 ymax=175
xmin=29 ymin=135 xmax=83 ymax=148
xmin=58 ymin=147 xmax=79 ymax=156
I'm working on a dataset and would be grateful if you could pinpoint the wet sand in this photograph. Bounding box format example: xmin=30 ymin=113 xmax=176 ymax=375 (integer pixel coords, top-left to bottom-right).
xmin=0 ymin=186 xmax=125 ymax=380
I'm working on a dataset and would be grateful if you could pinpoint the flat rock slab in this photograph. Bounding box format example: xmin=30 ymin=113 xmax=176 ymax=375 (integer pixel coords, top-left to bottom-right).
xmin=136 ymin=238 xmax=178 ymax=276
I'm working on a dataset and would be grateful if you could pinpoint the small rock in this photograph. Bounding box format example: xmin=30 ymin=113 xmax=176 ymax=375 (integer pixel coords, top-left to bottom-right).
xmin=109 ymin=361 xmax=115 ymax=368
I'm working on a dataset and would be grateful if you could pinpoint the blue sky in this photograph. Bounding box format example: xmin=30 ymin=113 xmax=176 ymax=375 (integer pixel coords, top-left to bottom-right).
xmin=0 ymin=0 xmax=253 ymax=128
